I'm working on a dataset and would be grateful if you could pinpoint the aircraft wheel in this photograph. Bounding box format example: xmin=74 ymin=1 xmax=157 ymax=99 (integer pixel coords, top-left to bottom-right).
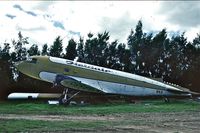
xmin=59 ymin=97 xmax=70 ymax=105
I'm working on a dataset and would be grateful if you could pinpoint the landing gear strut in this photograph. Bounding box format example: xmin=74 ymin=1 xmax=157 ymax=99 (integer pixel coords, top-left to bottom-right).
xmin=163 ymin=97 xmax=170 ymax=103
xmin=59 ymin=88 xmax=80 ymax=105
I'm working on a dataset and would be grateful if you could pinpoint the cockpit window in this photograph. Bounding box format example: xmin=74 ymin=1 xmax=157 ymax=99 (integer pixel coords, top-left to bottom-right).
xmin=31 ymin=58 xmax=37 ymax=63
xmin=27 ymin=58 xmax=37 ymax=64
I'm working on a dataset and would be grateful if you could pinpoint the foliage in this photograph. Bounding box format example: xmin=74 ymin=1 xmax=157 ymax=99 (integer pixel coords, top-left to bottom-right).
xmin=49 ymin=36 xmax=63 ymax=57
xmin=28 ymin=44 xmax=40 ymax=56
xmin=76 ymin=37 xmax=85 ymax=62
xmin=11 ymin=31 xmax=28 ymax=61
xmin=41 ymin=44 xmax=49 ymax=56
xmin=84 ymin=31 xmax=110 ymax=67
xmin=65 ymin=38 xmax=77 ymax=60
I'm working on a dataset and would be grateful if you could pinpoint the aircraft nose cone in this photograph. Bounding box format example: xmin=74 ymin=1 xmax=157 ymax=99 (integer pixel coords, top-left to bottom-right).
xmin=14 ymin=61 xmax=27 ymax=73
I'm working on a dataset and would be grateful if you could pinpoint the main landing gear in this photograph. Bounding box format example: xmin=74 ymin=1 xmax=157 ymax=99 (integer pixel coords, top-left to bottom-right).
xmin=59 ymin=88 xmax=80 ymax=105
xmin=51 ymin=75 xmax=80 ymax=105
xmin=163 ymin=97 xmax=170 ymax=103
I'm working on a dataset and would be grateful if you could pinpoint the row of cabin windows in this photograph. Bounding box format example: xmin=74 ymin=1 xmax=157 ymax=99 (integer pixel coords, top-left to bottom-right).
xmin=66 ymin=60 xmax=111 ymax=73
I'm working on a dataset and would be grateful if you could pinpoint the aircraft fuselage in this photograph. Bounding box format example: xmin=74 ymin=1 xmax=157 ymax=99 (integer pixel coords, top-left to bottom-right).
xmin=16 ymin=56 xmax=191 ymax=97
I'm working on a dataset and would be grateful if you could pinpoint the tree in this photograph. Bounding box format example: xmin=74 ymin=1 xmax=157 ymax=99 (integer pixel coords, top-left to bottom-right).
xmin=192 ymin=33 xmax=200 ymax=49
xmin=150 ymin=29 xmax=168 ymax=78
xmin=134 ymin=20 xmax=143 ymax=45
xmin=115 ymin=43 xmax=126 ymax=70
xmin=137 ymin=33 xmax=153 ymax=77
xmin=1 ymin=42 xmax=11 ymax=61
xmin=122 ymin=49 xmax=132 ymax=72
xmin=84 ymin=32 xmax=96 ymax=64
xmin=28 ymin=44 xmax=40 ymax=56
xmin=84 ymin=31 xmax=110 ymax=66
xmin=12 ymin=31 xmax=28 ymax=61
xmin=41 ymin=44 xmax=49 ymax=56
xmin=0 ymin=42 xmax=14 ymax=99
xmin=96 ymin=31 xmax=110 ymax=67
xmin=116 ymin=43 xmax=132 ymax=72
xmin=76 ymin=37 xmax=85 ymax=62
xmin=127 ymin=20 xmax=144 ymax=74
xmin=105 ymin=40 xmax=118 ymax=68
xmin=65 ymin=38 xmax=77 ymax=60
xmin=167 ymin=32 xmax=188 ymax=79
xmin=128 ymin=20 xmax=143 ymax=51
xmin=49 ymin=36 xmax=63 ymax=57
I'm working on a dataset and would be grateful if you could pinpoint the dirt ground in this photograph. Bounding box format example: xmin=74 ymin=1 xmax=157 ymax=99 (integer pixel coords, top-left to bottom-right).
xmin=1 ymin=111 xmax=200 ymax=133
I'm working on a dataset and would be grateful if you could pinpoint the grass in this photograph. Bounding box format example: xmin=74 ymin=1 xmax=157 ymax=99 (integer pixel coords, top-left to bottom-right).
xmin=0 ymin=100 xmax=199 ymax=132
xmin=0 ymin=119 xmax=114 ymax=132
xmin=0 ymin=99 xmax=199 ymax=115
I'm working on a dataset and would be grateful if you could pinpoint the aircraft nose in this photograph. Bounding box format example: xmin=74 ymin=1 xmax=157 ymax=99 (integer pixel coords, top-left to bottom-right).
xmin=14 ymin=58 xmax=39 ymax=79
xmin=14 ymin=61 xmax=29 ymax=74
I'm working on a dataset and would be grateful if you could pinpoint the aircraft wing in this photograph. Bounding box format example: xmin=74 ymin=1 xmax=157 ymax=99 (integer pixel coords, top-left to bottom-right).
xmin=58 ymin=75 xmax=196 ymax=95
xmin=59 ymin=76 xmax=103 ymax=93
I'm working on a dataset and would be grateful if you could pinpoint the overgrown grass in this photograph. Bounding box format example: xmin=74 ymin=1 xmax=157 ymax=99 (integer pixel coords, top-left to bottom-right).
xmin=0 ymin=99 xmax=199 ymax=115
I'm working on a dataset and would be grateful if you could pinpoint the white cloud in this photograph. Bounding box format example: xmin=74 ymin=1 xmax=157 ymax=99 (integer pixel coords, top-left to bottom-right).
xmin=0 ymin=1 xmax=200 ymax=50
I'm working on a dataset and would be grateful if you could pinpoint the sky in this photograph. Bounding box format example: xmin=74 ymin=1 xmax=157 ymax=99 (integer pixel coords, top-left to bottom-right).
xmin=1 ymin=1 xmax=200 ymax=49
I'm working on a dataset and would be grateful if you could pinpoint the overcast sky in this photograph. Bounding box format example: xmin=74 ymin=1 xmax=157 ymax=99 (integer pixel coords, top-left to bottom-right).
xmin=1 ymin=1 xmax=200 ymax=49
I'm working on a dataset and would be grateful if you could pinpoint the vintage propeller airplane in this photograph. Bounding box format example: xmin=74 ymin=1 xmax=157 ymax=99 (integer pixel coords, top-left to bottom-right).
xmin=15 ymin=56 xmax=196 ymax=105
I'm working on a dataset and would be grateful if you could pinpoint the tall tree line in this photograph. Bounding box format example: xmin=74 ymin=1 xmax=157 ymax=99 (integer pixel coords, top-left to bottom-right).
xmin=1 ymin=20 xmax=200 ymax=98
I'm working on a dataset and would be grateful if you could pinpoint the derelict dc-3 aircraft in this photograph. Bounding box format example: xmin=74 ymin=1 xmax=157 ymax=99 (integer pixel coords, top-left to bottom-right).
xmin=15 ymin=56 xmax=195 ymax=104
